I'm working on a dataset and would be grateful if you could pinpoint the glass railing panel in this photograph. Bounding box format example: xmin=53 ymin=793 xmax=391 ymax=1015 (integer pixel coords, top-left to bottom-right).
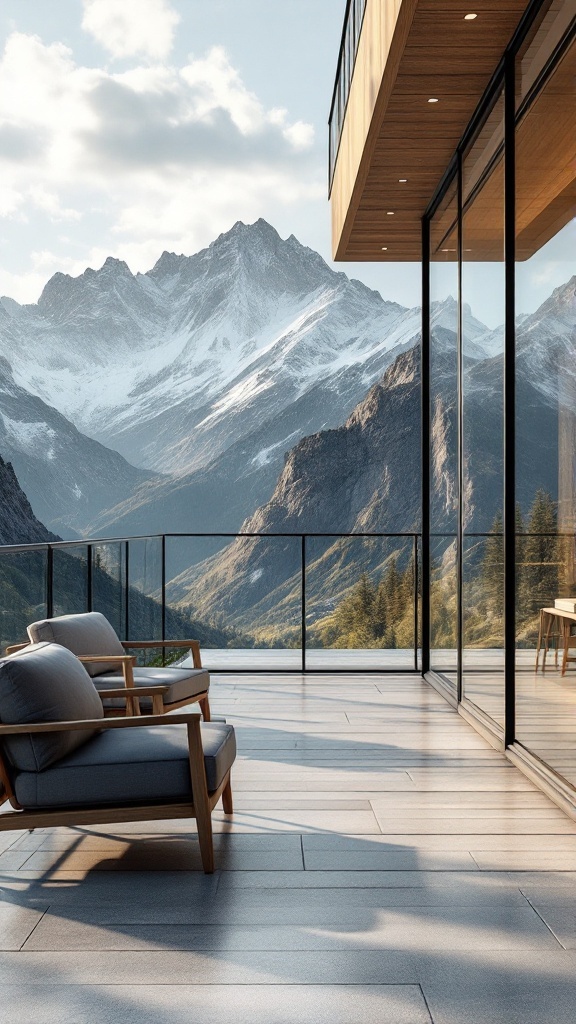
xmin=52 ymin=545 xmax=89 ymax=617
xmin=126 ymin=537 xmax=163 ymax=643
xmin=430 ymin=534 xmax=458 ymax=682
xmin=0 ymin=549 xmax=47 ymax=649
xmin=91 ymin=542 xmax=127 ymax=640
xmin=305 ymin=534 xmax=418 ymax=670
xmin=461 ymin=533 xmax=505 ymax=726
xmin=164 ymin=535 xmax=303 ymax=671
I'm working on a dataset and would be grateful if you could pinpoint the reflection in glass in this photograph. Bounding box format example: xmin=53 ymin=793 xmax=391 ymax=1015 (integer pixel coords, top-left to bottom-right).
xmin=461 ymin=91 xmax=505 ymax=727
xmin=429 ymin=181 xmax=459 ymax=686
xmin=515 ymin=33 xmax=576 ymax=780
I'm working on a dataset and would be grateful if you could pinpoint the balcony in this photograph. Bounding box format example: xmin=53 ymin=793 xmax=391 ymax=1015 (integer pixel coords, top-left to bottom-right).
xmin=2 ymin=663 xmax=576 ymax=1019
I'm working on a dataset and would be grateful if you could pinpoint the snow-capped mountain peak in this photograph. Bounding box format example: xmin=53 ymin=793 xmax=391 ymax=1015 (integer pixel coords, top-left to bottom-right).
xmin=0 ymin=220 xmax=427 ymax=475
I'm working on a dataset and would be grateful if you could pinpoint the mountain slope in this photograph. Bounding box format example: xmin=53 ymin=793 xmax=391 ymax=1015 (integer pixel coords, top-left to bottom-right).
xmin=166 ymin=348 xmax=421 ymax=629
xmin=86 ymin=293 xmax=485 ymax=538
xmin=168 ymin=311 xmax=568 ymax=638
xmin=0 ymin=358 xmax=156 ymax=536
xmin=0 ymin=455 xmax=58 ymax=545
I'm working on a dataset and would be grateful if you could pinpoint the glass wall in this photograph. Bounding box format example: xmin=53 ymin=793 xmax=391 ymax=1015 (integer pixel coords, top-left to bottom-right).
xmin=514 ymin=26 xmax=576 ymax=780
xmin=426 ymin=1 xmax=575 ymax=769
xmin=429 ymin=181 xmax=459 ymax=690
xmin=461 ymin=92 xmax=506 ymax=728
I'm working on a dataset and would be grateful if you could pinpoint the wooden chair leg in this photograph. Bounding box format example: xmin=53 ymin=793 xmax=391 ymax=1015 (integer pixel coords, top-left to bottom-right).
xmin=221 ymin=775 xmax=233 ymax=815
xmin=152 ymin=693 xmax=165 ymax=716
xmin=535 ymin=609 xmax=544 ymax=671
xmin=557 ymin=618 xmax=565 ymax=675
xmin=199 ymin=695 xmax=211 ymax=721
xmin=186 ymin=718 xmax=214 ymax=873
xmin=543 ymin=612 xmax=554 ymax=671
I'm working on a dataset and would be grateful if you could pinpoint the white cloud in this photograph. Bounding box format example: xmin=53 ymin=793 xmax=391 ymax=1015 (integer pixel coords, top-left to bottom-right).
xmin=0 ymin=186 xmax=25 ymax=218
xmin=180 ymin=46 xmax=265 ymax=135
xmin=81 ymin=0 xmax=180 ymax=61
xmin=0 ymin=32 xmax=321 ymax=301
xmin=28 ymin=186 xmax=81 ymax=222
xmin=282 ymin=120 xmax=315 ymax=151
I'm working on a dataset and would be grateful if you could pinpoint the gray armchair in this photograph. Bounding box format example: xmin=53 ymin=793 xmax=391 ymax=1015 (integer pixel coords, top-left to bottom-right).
xmin=8 ymin=612 xmax=211 ymax=719
xmin=0 ymin=642 xmax=235 ymax=873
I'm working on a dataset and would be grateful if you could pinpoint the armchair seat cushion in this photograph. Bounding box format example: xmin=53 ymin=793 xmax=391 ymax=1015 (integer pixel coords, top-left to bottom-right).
xmin=94 ymin=667 xmax=210 ymax=710
xmin=13 ymin=721 xmax=236 ymax=810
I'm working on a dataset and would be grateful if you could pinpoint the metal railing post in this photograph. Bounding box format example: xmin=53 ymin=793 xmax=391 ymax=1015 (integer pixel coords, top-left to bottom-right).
xmin=161 ymin=535 xmax=166 ymax=666
xmin=301 ymin=535 xmax=306 ymax=673
xmin=413 ymin=533 xmax=419 ymax=672
xmin=87 ymin=544 xmax=93 ymax=612
xmin=124 ymin=541 xmax=130 ymax=642
xmin=46 ymin=545 xmax=53 ymax=619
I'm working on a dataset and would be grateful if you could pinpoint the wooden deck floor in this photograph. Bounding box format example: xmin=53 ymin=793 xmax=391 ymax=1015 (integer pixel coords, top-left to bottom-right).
xmin=2 ymin=673 xmax=576 ymax=1022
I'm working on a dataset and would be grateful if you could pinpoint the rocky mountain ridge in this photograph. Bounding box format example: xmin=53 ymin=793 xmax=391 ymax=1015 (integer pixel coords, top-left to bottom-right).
xmin=0 ymin=455 xmax=58 ymax=545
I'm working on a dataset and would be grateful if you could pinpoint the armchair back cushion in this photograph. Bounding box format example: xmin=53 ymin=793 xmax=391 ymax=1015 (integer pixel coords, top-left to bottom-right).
xmin=0 ymin=642 xmax=103 ymax=772
xmin=28 ymin=611 xmax=125 ymax=677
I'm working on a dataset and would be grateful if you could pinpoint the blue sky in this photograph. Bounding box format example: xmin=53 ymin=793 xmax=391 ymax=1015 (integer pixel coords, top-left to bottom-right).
xmin=0 ymin=0 xmax=571 ymax=323
xmin=0 ymin=0 xmax=422 ymax=307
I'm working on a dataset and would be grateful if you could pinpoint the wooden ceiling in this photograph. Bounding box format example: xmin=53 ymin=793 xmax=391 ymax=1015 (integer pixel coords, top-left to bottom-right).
xmin=331 ymin=0 xmax=531 ymax=261
xmin=428 ymin=38 xmax=576 ymax=262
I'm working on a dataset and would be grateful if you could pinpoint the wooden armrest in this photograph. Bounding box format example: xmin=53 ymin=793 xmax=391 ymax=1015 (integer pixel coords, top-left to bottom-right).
xmin=0 ymin=712 xmax=200 ymax=736
xmin=78 ymin=655 xmax=136 ymax=665
xmin=4 ymin=643 xmax=30 ymax=655
xmin=121 ymin=640 xmax=202 ymax=668
xmin=98 ymin=685 xmax=170 ymax=700
xmin=121 ymin=640 xmax=197 ymax=649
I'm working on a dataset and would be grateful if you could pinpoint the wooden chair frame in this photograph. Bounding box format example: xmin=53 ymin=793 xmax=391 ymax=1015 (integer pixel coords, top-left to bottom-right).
xmin=0 ymin=709 xmax=232 ymax=873
xmin=5 ymin=639 xmax=210 ymax=721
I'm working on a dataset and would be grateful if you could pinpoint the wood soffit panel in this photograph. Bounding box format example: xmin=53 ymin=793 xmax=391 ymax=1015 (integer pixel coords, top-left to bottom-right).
xmin=334 ymin=0 xmax=529 ymax=261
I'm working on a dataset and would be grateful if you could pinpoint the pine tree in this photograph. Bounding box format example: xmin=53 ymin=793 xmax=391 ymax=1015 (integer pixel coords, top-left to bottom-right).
xmin=373 ymin=581 xmax=388 ymax=639
xmin=381 ymin=557 xmax=402 ymax=624
xmin=481 ymin=511 xmax=504 ymax=618
xmin=356 ymin=572 xmax=376 ymax=619
xmin=520 ymin=490 xmax=558 ymax=618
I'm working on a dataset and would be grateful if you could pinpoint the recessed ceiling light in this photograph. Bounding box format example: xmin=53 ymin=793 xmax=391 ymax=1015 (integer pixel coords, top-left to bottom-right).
xmin=387 ymin=211 xmax=395 ymax=215
xmin=381 ymin=246 xmax=388 ymax=251
xmin=428 ymin=97 xmax=439 ymax=103
xmin=464 ymin=13 xmax=478 ymax=19
xmin=398 ymin=178 xmax=408 ymax=183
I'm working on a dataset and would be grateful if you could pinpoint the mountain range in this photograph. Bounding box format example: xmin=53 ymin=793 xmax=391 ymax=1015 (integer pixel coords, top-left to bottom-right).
xmin=0 ymin=222 xmax=573 ymax=566
xmin=1 ymin=219 xmax=491 ymax=538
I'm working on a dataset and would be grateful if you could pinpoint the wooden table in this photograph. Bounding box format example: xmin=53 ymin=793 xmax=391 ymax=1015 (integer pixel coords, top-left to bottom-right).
xmin=536 ymin=607 xmax=576 ymax=674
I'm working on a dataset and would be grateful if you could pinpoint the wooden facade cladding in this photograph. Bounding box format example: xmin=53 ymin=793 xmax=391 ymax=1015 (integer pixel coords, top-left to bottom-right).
xmin=330 ymin=0 xmax=529 ymax=261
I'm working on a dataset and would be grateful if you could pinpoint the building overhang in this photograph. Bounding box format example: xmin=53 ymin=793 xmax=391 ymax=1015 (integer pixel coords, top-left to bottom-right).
xmin=330 ymin=0 xmax=530 ymax=261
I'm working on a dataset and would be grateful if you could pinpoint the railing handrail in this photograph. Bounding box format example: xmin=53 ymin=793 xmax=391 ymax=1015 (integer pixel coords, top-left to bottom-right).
xmin=0 ymin=530 xmax=422 ymax=555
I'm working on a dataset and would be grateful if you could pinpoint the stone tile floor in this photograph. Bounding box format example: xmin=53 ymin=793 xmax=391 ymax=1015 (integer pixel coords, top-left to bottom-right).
xmin=1 ymin=673 xmax=576 ymax=1022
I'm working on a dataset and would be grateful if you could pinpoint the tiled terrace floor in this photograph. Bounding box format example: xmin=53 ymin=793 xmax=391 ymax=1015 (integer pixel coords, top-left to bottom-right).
xmin=2 ymin=674 xmax=576 ymax=1022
